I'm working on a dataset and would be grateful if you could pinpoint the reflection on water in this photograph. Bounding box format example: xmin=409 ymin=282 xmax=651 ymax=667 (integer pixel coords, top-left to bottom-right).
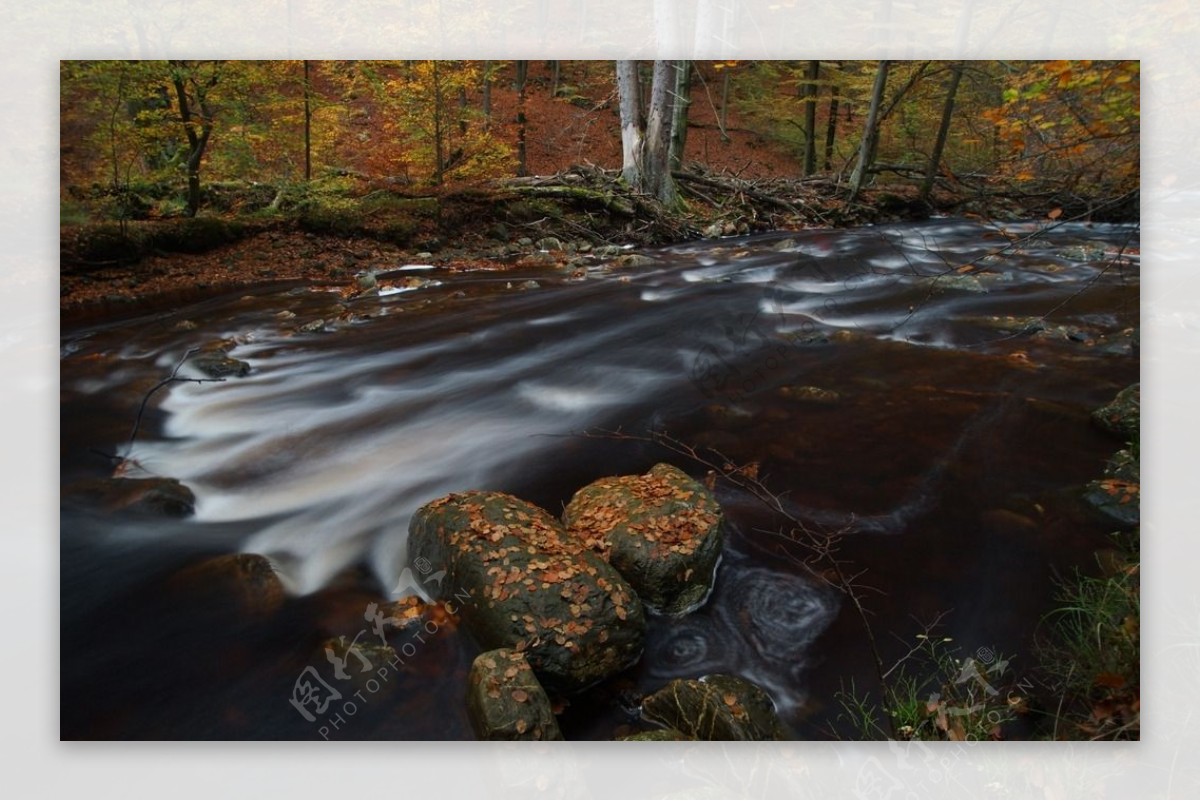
xmin=60 ymin=218 xmax=1138 ymax=738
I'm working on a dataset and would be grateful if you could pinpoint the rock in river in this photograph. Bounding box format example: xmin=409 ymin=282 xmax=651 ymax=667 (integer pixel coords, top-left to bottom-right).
xmin=641 ymin=674 xmax=789 ymax=741
xmin=1083 ymin=446 xmax=1140 ymax=528
xmin=65 ymin=476 xmax=196 ymax=517
xmin=166 ymin=553 xmax=285 ymax=620
xmin=467 ymin=648 xmax=563 ymax=740
xmin=563 ymin=463 xmax=723 ymax=617
xmin=408 ymin=491 xmax=645 ymax=693
xmin=1092 ymin=383 xmax=1139 ymax=440
xmin=188 ymin=340 xmax=251 ymax=378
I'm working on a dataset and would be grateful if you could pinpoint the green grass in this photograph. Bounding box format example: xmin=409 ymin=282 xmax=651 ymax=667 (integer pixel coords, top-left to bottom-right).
xmin=835 ymin=633 xmax=1017 ymax=741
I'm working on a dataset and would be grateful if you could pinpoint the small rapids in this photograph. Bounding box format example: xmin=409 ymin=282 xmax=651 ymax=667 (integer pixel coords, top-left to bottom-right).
xmin=60 ymin=218 xmax=1138 ymax=738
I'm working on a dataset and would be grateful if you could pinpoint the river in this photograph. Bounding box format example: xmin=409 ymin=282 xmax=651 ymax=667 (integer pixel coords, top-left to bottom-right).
xmin=60 ymin=218 xmax=1138 ymax=739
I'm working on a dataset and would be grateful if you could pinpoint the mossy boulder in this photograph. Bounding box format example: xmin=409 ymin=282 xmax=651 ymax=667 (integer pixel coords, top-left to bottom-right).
xmin=641 ymin=674 xmax=789 ymax=741
xmin=466 ymin=648 xmax=563 ymax=741
xmin=563 ymin=463 xmax=723 ymax=617
xmin=407 ymin=491 xmax=645 ymax=693
xmin=1092 ymin=383 xmax=1139 ymax=440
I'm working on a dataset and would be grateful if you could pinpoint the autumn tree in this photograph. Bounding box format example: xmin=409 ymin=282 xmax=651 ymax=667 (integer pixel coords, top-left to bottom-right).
xmin=984 ymin=60 xmax=1139 ymax=200
xmin=362 ymin=60 xmax=513 ymax=185
xmin=168 ymin=60 xmax=222 ymax=216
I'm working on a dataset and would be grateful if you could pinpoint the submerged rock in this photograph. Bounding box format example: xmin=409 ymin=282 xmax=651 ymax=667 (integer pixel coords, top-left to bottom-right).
xmin=641 ymin=674 xmax=788 ymax=741
xmin=925 ymin=274 xmax=988 ymax=293
xmin=613 ymin=253 xmax=656 ymax=269
xmin=317 ymin=635 xmax=399 ymax=694
xmin=563 ymin=463 xmax=723 ymax=617
xmin=1092 ymin=383 xmax=1139 ymax=440
xmin=408 ymin=491 xmax=645 ymax=693
xmin=65 ymin=476 xmax=196 ymax=517
xmin=190 ymin=351 xmax=251 ymax=378
xmin=1032 ymin=324 xmax=1096 ymax=345
xmin=467 ymin=648 xmax=563 ymax=741
xmin=167 ymin=553 xmax=285 ymax=620
xmin=778 ymin=385 xmax=840 ymax=404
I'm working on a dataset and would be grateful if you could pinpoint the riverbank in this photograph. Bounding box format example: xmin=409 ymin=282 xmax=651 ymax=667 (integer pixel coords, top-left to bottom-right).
xmin=60 ymin=168 xmax=1138 ymax=320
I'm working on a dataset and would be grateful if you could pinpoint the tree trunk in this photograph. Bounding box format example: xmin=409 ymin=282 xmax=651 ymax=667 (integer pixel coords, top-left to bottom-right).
xmin=802 ymin=60 xmax=819 ymax=176
xmin=482 ymin=61 xmax=492 ymax=121
xmin=668 ymin=60 xmax=692 ymax=172
xmin=848 ymin=60 xmax=889 ymax=202
xmin=169 ymin=61 xmax=218 ymax=217
xmin=515 ymin=60 xmax=528 ymax=177
xmin=919 ymin=62 xmax=965 ymax=204
xmin=432 ymin=61 xmax=445 ymax=184
xmin=719 ymin=68 xmax=731 ymax=143
xmin=302 ymin=60 xmax=312 ymax=182
xmin=616 ymin=60 xmax=644 ymax=189
xmin=550 ymin=60 xmax=560 ymax=97
xmin=617 ymin=60 xmax=680 ymax=208
xmin=645 ymin=60 xmax=678 ymax=207
xmin=823 ymin=70 xmax=840 ymax=172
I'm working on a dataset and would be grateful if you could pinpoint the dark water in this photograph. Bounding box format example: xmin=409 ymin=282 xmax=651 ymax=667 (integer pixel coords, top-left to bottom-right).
xmin=60 ymin=219 xmax=1138 ymax=739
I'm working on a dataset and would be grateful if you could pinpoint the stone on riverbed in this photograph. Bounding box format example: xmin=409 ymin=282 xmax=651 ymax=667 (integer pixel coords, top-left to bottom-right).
xmin=167 ymin=553 xmax=285 ymax=620
xmin=467 ymin=648 xmax=563 ymax=741
xmin=65 ymin=476 xmax=196 ymax=517
xmin=641 ymin=674 xmax=789 ymax=741
xmin=563 ymin=463 xmax=723 ymax=617
xmin=408 ymin=491 xmax=645 ymax=693
xmin=778 ymin=385 xmax=840 ymax=404
xmin=1083 ymin=447 xmax=1140 ymax=528
xmin=1092 ymin=383 xmax=1139 ymax=440
xmin=317 ymin=635 xmax=399 ymax=695
xmin=188 ymin=339 xmax=251 ymax=377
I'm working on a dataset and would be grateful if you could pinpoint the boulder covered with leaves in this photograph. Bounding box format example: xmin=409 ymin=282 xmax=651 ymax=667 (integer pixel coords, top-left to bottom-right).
xmin=640 ymin=674 xmax=789 ymax=741
xmin=408 ymin=491 xmax=645 ymax=693
xmin=563 ymin=463 xmax=723 ymax=617
xmin=467 ymin=648 xmax=563 ymax=741
xmin=1092 ymin=383 xmax=1139 ymax=440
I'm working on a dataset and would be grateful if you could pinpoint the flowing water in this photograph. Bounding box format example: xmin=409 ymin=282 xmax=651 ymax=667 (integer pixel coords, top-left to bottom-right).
xmin=60 ymin=218 xmax=1139 ymax=739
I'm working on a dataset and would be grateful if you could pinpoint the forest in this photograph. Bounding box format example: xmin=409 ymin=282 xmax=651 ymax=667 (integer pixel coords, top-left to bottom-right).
xmin=60 ymin=60 xmax=1139 ymax=743
xmin=60 ymin=60 xmax=1138 ymax=302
